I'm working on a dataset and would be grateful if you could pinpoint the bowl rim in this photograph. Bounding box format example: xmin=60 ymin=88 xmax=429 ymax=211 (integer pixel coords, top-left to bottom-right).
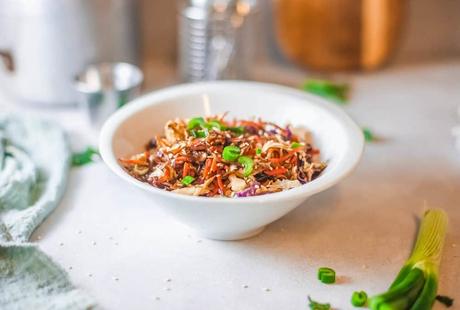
xmin=99 ymin=81 xmax=364 ymax=204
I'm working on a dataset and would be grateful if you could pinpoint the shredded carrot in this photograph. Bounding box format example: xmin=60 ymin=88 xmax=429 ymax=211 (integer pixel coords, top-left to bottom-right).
xmin=182 ymin=162 xmax=190 ymax=177
xmin=160 ymin=166 xmax=171 ymax=182
xmin=210 ymin=156 xmax=218 ymax=173
xmin=175 ymin=156 xmax=188 ymax=163
xmin=265 ymin=167 xmax=288 ymax=176
xmin=269 ymin=153 xmax=293 ymax=164
xmin=202 ymin=158 xmax=212 ymax=178
xmin=209 ymin=182 xmax=219 ymax=196
xmin=240 ymin=120 xmax=264 ymax=129
xmin=216 ymin=174 xmax=224 ymax=193
xmin=269 ymin=148 xmax=302 ymax=164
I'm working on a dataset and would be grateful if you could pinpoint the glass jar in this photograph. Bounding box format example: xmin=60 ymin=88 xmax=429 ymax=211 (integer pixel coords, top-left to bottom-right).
xmin=273 ymin=0 xmax=406 ymax=71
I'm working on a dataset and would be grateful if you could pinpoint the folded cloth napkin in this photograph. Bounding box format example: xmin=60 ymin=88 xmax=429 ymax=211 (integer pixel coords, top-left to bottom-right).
xmin=0 ymin=115 xmax=96 ymax=310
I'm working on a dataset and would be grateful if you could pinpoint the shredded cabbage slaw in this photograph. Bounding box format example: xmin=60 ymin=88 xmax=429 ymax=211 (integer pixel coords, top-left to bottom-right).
xmin=119 ymin=115 xmax=326 ymax=198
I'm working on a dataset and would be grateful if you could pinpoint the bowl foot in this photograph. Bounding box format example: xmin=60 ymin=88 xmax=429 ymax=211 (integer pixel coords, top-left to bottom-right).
xmin=197 ymin=226 xmax=266 ymax=241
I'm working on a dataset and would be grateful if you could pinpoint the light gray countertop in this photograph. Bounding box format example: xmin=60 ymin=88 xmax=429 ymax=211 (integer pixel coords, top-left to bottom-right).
xmin=2 ymin=60 xmax=459 ymax=309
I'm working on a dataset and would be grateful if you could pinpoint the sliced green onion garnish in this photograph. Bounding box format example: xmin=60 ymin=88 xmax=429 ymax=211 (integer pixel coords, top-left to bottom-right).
xmin=227 ymin=126 xmax=245 ymax=135
xmin=308 ymin=296 xmax=331 ymax=310
xmin=238 ymin=156 xmax=254 ymax=177
xmin=291 ymin=142 xmax=302 ymax=149
xmin=191 ymin=129 xmax=208 ymax=138
xmin=187 ymin=117 xmax=206 ymax=130
xmin=181 ymin=175 xmax=195 ymax=186
xmin=351 ymin=291 xmax=368 ymax=307
xmin=205 ymin=120 xmax=224 ymax=130
xmin=222 ymin=145 xmax=241 ymax=162
xmin=72 ymin=147 xmax=99 ymax=167
xmin=318 ymin=267 xmax=336 ymax=284
xmin=256 ymin=148 xmax=262 ymax=155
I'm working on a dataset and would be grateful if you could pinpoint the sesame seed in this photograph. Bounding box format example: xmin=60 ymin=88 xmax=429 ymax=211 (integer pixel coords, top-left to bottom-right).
xmin=165 ymin=278 xmax=172 ymax=283
xmin=37 ymin=235 xmax=42 ymax=240
xmin=263 ymin=288 xmax=271 ymax=292
xmin=59 ymin=242 xmax=64 ymax=246
xmin=69 ymin=266 xmax=73 ymax=270
xmin=242 ymin=285 xmax=249 ymax=288
xmin=112 ymin=277 xmax=119 ymax=281
xmin=88 ymin=273 xmax=93 ymax=277
xmin=92 ymin=241 xmax=97 ymax=246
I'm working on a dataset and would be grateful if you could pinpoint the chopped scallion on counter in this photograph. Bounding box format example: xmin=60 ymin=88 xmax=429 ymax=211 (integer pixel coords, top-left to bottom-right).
xmin=318 ymin=267 xmax=336 ymax=284
xmin=302 ymin=79 xmax=349 ymax=104
xmin=71 ymin=147 xmax=99 ymax=167
xmin=308 ymin=296 xmax=331 ymax=310
xmin=351 ymin=291 xmax=368 ymax=307
xmin=362 ymin=128 xmax=375 ymax=142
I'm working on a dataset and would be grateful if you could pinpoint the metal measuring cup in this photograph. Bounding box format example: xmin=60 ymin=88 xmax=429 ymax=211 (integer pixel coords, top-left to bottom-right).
xmin=75 ymin=62 xmax=143 ymax=129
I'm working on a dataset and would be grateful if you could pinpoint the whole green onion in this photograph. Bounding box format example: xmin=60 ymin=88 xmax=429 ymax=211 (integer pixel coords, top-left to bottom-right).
xmin=369 ymin=209 xmax=448 ymax=310
xmin=187 ymin=117 xmax=206 ymax=130
xmin=222 ymin=145 xmax=241 ymax=162
xmin=181 ymin=175 xmax=195 ymax=186
xmin=238 ymin=156 xmax=254 ymax=177
xmin=351 ymin=291 xmax=368 ymax=307
xmin=318 ymin=267 xmax=336 ymax=284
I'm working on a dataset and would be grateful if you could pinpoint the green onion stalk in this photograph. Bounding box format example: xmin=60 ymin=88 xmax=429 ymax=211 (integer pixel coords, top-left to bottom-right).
xmin=369 ymin=209 xmax=448 ymax=310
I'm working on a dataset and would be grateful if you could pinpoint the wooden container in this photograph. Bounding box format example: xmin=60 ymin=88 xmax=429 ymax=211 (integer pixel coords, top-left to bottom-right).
xmin=273 ymin=0 xmax=406 ymax=71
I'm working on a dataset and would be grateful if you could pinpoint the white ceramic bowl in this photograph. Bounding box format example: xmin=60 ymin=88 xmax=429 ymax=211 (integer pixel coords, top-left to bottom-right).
xmin=100 ymin=81 xmax=364 ymax=240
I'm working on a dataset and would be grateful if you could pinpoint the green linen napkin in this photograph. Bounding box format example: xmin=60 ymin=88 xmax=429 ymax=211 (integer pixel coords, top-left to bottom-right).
xmin=0 ymin=114 xmax=96 ymax=309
